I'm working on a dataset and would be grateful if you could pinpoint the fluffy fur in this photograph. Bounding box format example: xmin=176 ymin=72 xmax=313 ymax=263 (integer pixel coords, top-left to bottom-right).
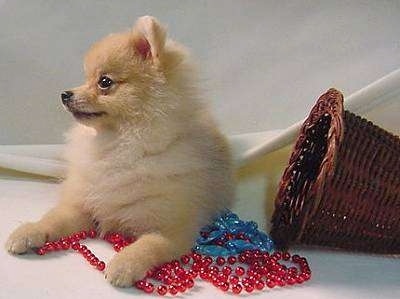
xmin=6 ymin=16 xmax=234 ymax=287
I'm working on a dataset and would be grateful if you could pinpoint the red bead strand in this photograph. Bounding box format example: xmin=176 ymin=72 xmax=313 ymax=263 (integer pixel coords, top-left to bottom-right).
xmin=35 ymin=230 xmax=311 ymax=295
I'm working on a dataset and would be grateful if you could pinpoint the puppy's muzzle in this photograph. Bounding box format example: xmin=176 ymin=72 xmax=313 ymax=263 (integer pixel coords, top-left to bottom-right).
xmin=61 ymin=91 xmax=74 ymax=105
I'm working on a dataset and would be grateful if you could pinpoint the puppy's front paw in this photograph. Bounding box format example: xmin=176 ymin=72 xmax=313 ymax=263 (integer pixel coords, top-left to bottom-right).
xmin=105 ymin=251 xmax=148 ymax=287
xmin=6 ymin=222 xmax=47 ymax=254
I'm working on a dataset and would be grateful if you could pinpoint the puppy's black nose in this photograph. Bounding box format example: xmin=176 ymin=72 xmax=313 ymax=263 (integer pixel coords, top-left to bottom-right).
xmin=61 ymin=91 xmax=74 ymax=104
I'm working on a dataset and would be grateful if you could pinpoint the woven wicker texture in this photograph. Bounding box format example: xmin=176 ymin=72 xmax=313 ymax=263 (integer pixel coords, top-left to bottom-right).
xmin=271 ymin=88 xmax=400 ymax=253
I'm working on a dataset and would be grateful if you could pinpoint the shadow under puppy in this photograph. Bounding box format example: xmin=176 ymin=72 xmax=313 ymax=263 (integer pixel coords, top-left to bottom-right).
xmin=6 ymin=16 xmax=234 ymax=287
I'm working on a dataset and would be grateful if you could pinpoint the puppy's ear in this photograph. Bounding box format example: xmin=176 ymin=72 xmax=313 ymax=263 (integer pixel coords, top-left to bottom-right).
xmin=132 ymin=16 xmax=167 ymax=65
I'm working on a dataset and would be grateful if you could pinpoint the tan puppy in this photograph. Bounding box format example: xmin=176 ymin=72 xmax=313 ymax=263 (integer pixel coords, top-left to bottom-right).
xmin=6 ymin=16 xmax=234 ymax=287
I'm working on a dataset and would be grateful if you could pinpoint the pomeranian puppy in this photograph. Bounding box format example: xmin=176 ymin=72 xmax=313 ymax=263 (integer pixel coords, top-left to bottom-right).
xmin=6 ymin=16 xmax=234 ymax=287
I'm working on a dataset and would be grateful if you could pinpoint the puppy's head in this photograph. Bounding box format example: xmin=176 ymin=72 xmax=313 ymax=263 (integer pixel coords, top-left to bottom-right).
xmin=62 ymin=16 xmax=186 ymax=128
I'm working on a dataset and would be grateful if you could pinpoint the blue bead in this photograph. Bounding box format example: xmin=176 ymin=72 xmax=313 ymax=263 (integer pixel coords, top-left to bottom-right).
xmin=196 ymin=245 xmax=231 ymax=256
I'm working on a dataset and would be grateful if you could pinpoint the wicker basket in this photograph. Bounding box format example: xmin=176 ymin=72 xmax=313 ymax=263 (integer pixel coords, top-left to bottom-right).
xmin=270 ymin=88 xmax=400 ymax=254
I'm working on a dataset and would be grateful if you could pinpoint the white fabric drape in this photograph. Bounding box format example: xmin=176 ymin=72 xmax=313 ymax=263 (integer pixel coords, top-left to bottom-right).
xmin=1 ymin=69 xmax=399 ymax=178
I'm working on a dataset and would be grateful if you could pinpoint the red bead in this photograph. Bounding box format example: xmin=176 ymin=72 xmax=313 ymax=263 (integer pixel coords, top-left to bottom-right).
xmin=299 ymin=257 xmax=308 ymax=264
xmin=227 ymin=256 xmax=237 ymax=264
xmin=222 ymin=266 xmax=232 ymax=276
xmin=88 ymin=230 xmax=97 ymax=238
xmin=217 ymin=273 xmax=228 ymax=282
xmin=266 ymin=279 xmax=276 ymax=288
xmin=97 ymin=261 xmax=106 ymax=271
xmin=229 ymin=275 xmax=239 ymax=284
xmin=174 ymin=266 xmax=186 ymax=277
xmin=275 ymin=277 xmax=286 ymax=287
xmin=180 ymin=254 xmax=190 ymax=264
xmin=187 ymin=269 xmax=198 ymax=279
xmin=216 ymin=256 xmax=225 ymax=266
xmin=54 ymin=241 xmax=63 ymax=250
xmin=168 ymin=285 xmax=178 ymax=295
xmin=255 ymin=280 xmax=265 ymax=290
xmin=305 ymin=268 xmax=312 ymax=274
xmin=236 ymin=232 xmax=246 ymax=240
xmin=191 ymin=262 xmax=201 ymax=272
xmin=68 ymin=235 xmax=79 ymax=243
xmin=191 ymin=253 xmax=202 ymax=261
xmin=71 ymin=242 xmax=80 ymax=250
xmin=176 ymin=282 xmax=186 ymax=293
xmin=218 ymin=282 xmax=229 ymax=292
xmin=251 ymin=273 xmax=262 ymax=281
xmin=215 ymin=240 xmax=224 ymax=246
xmin=200 ymin=231 xmax=210 ymax=238
xmin=261 ymin=252 xmax=270 ymax=261
xmin=85 ymin=252 xmax=94 ymax=260
xmin=170 ymin=260 xmax=179 ymax=268
xmin=225 ymin=233 xmax=234 ymax=240
xmin=231 ymin=284 xmax=243 ymax=294
xmin=157 ymin=285 xmax=167 ymax=296
xmin=300 ymin=272 xmax=311 ymax=281
xmin=292 ymin=254 xmax=301 ymax=262
xmin=272 ymin=251 xmax=282 ymax=260
xmin=113 ymin=243 xmax=122 ymax=252
xmin=61 ymin=241 xmax=70 ymax=250
xmin=235 ymin=266 xmax=245 ymax=276
xmin=212 ymin=277 xmax=220 ymax=287
xmin=37 ymin=248 xmax=46 ymax=255
xmin=143 ymin=282 xmax=154 ymax=293
xmin=60 ymin=237 xmax=69 ymax=243
xmin=282 ymin=251 xmax=291 ymax=261
xmin=241 ymin=277 xmax=250 ymax=285
xmin=162 ymin=276 xmax=173 ymax=285
xmin=269 ymin=262 xmax=279 ymax=271
xmin=244 ymin=284 xmax=254 ymax=293
xmin=276 ymin=266 xmax=287 ymax=277
xmin=134 ymin=280 xmax=146 ymax=289
xmin=296 ymin=274 xmax=305 ymax=284
xmin=79 ymin=231 xmax=87 ymax=240
xmin=212 ymin=264 xmax=221 ymax=271
xmin=90 ymin=257 xmax=99 ymax=266
xmin=185 ymin=279 xmax=194 ymax=289
xmin=109 ymin=233 xmax=123 ymax=243
xmin=238 ymin=254 xmax=246 ymax=263
xmin=43 ymin=242 xmax=52 ymax=249
xmin=287 ymin=275 xmax=297 ymax=285
xmin=203 ymin=256 xmax=213 ymax=266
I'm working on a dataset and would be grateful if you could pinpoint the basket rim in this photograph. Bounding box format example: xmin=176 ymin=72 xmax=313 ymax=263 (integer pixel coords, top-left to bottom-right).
xmin=272 ymin=88 xmax=345 ymax=244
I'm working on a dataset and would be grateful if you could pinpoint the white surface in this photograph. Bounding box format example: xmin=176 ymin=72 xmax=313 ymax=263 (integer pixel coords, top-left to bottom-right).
xmin=1 ymin=178 xmax=399 ymax=299
xmin=1 ymin=0 xmax=400 ymax=144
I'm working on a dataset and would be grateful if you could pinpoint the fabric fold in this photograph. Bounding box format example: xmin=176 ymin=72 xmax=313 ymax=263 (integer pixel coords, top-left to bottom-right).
xmin=1 ymin=69 xmax=399 ymax=179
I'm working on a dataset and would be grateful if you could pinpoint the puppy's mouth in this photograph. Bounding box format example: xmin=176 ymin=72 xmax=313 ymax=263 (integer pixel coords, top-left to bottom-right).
xmin=69 ymin=108 xmax=107 ymax=120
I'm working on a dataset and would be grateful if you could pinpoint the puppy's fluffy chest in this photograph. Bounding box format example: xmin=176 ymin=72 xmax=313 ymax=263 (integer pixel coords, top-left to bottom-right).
xmin=64 ymin=123 xmax=204 ymax=234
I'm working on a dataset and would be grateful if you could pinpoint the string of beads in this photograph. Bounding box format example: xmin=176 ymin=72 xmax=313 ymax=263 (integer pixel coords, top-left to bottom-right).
xmin=36 ymin=230 xmax=311 ymax=295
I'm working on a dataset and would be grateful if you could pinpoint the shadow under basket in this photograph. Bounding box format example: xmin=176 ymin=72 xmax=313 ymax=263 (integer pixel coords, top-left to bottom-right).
xmin=270 ymin=88 xmax=400 ymax=254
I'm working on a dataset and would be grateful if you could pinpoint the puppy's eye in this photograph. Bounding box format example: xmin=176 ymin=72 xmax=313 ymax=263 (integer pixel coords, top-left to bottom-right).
xmin=98 ymin=76 xmax=114 ymax=89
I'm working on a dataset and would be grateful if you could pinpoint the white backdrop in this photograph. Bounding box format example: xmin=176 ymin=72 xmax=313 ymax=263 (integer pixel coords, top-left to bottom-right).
xmin=1 ymin=0 xmax=399 ymax=145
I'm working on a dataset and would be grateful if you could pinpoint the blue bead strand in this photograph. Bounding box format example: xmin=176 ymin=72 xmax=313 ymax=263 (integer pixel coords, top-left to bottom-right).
xmin=193 ymin=210 xmax=274 ymax=256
